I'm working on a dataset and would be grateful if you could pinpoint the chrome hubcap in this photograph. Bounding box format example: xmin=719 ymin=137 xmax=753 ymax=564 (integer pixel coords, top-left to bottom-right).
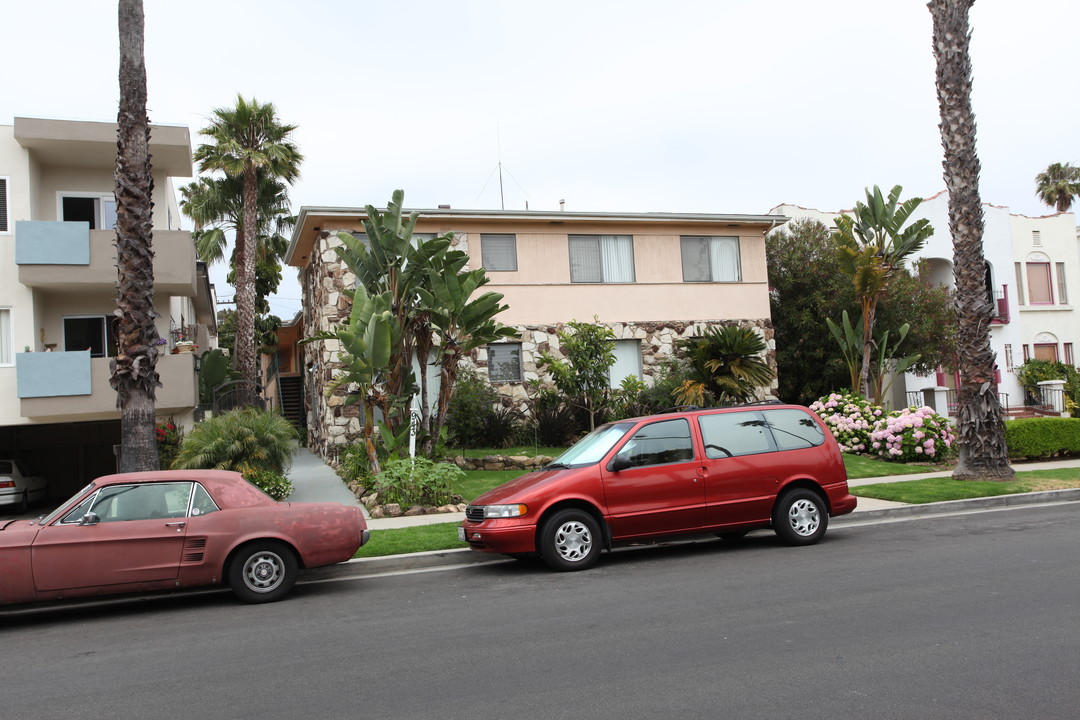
xmin=243 ymin=551 xmax=284 ymax=593
xmin=554 ymin=521 xmax=593 ymax=562
xmin=788 ymin=499 xmax=820 ymax=537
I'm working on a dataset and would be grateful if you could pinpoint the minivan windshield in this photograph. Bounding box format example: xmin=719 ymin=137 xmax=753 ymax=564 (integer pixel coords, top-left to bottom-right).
xmin=549 ymin=422 xmax=635 ymax=468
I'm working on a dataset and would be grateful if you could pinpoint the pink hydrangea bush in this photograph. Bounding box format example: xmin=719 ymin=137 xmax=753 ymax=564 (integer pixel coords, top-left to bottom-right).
xmin=869 ymin=406 xmax=955 ymax=462
xmin=809 ymin=392 xmax=882 ymax=453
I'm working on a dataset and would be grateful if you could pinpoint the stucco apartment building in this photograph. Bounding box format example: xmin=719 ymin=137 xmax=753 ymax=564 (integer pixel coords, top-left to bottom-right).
xmin=772 ymin=191 xmax=1080 ymax=412
xmin=283 ymin=206 xmax=786 ymax=459
xmin=0 ymin=117 xmax=215 ymax=497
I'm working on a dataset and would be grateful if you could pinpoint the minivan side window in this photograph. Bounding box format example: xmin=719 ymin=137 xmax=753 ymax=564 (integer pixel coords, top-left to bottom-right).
xmin=613 ymin=418 xmax=694 ymax=468
xmin=697 ymin=411 xmax=774 ymax=458
xmin=762 ymin=408 xmax=825 ymax=451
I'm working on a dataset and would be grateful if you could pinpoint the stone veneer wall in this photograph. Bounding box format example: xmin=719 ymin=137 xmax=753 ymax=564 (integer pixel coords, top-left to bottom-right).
xmin=299 ymin=228 xmax=775 ymax=461
xmin=468 ymin=319 xmax=776 ymax=411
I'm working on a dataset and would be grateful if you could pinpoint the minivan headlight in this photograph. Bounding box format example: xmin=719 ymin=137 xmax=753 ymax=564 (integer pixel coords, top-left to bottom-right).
xmin=483 ymin=504 xmax=528 ymax=518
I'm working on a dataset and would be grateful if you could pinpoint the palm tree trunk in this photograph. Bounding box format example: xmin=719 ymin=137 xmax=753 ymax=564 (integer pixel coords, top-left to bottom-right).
xmin=112 ymin=0 xmax=160 ymax=472
xmin=236 ymin=166 xmax=259 ymax=407
xmin=929 ymin=0 xmax=1013 ymax=481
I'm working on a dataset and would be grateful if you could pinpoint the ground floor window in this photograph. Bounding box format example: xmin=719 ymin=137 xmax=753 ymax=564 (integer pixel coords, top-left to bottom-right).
xmin=487 ymin=343 xmax=522 ymax=382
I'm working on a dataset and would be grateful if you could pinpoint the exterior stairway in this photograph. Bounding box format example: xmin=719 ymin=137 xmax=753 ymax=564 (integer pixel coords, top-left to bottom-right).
xmin=279 ymin=375 xmax=306 ymax=432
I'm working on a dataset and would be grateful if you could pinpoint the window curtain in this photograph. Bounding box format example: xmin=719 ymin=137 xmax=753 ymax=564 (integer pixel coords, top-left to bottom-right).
xmin=569 ymin=236 xmax=602 ymax=282
xmin=481 ymin=234 xmax=518 ymax=271
xmin=600 ymin=235 xmax=634 ymax=283
xmin=680 ymin=237 xmax=711 ymax=282
xmin=710 ymin=237 xmax=741 ymax=282
xmin=1026 ymin=263 xmax=1053 ymax=303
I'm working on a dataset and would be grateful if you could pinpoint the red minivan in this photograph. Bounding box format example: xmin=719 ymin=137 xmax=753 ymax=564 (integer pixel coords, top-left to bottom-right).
xmin=458 ymin=403 xmax=857 ymax=571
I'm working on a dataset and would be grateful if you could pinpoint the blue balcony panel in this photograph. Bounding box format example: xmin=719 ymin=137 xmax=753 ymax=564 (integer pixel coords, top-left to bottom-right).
xmin=16 ymin=351 xmax=92 ymax=398
xmin=15 ymin=221 xmax=91 ymax=265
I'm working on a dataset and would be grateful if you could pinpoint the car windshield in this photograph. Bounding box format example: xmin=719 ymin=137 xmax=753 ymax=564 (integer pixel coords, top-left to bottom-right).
xmin=37 ymin=482 xmax=96 ymax=525
xmin=550 ymin=422 xmax=635 ymax=467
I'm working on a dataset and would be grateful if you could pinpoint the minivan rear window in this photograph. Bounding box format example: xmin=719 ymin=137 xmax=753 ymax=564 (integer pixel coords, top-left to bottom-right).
xmin=762 ymin=408 xmax=825 ymax=450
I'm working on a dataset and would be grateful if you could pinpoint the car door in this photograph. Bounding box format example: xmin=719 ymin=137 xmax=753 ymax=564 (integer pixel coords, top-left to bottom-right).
xmin=698 ymin=410 xmax=780 ymax=527
xmin=600 ymin=417 xmax=706 ymax=539
xmin=31 ymin=482 xmax=193 ymax=592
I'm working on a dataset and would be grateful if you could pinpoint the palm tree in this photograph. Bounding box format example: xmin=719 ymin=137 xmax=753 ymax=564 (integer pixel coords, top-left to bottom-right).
xmin=929 ymin=0 xmax=1013 ymax=481
xmin=1035 ymin=162 xmax=1080 ymax=213
xmin=674 ymin=325 xmax=775 ymax=406
xmin=193 ymin=97 xmax=302 ymax=407
xmin=111 ymin=0 xmax=160 ymax=471
xmin=833 ymin=185 xmax=933 ymax=399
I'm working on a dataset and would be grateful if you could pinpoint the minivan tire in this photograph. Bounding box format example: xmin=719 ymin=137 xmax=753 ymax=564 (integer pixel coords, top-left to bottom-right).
xmin=540 ymin=509 xmax=602 ymax=572
xmin=773 ymin=489 xmax=828 ymax=546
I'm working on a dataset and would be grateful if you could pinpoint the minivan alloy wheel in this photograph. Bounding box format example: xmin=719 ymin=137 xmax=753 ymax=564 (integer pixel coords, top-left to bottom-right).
xmin=787 ymin=498 xmax=820 ymax=536
xmin=554 ymin=520 xmax=593 ymax=561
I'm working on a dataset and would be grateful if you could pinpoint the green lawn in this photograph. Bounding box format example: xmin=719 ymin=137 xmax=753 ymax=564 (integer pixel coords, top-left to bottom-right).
xmin=853 ymin=468 xmax=1080 ymax=504
xmin=843 ymin=453 xmax=951 ymax=478
xmin=354 ymin=522 xmax=464 ymax=558
xmin=445 ymin=446 xmax=565 ymax=459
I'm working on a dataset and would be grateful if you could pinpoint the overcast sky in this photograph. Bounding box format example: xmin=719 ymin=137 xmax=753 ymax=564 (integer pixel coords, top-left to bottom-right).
xmin=3 ymin=0 xmax=1078 ymax=318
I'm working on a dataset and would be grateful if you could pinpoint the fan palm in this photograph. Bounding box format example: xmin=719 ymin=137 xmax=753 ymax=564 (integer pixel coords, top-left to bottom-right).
xmin=112 ymin=0 xmax=160 ymax=471
xmin=929 ymin=0 xmax=1013 ymax=481
xmin=674 ymin=325 xmax=775 ymax=406
xmin=1035 ymin=162 xmax=1080 ymax=213
xmin=193 ymin=97 xmax=302 ymax=407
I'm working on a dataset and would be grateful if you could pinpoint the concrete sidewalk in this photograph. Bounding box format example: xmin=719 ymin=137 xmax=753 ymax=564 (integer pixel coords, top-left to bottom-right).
xmin=285 ymin=446 xmax=366 ymax=514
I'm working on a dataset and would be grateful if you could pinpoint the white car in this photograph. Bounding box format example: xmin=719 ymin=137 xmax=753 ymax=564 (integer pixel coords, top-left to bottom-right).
xmin=0 ymin=460 xmax=49 ymax=514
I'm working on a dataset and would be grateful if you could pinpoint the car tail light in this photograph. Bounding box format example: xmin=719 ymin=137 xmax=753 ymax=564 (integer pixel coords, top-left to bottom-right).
xmin=0 ymin=480 xmax=14 ymax=489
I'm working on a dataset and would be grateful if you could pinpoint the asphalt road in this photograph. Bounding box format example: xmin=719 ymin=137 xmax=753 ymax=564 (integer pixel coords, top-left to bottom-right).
xmin=3 ymin=504 xmax=1079 ymax=720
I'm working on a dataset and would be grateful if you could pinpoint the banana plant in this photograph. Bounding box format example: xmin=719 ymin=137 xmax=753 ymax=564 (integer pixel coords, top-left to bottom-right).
xmin=827 ymin=310 xmax=919 ymax=405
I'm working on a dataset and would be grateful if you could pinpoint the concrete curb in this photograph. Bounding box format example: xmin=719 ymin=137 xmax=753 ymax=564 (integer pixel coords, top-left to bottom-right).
xmin=301 ymin=489 xmax=1080 ymax=582
xmin=833 ymin=487 xmax=1080 ymax=524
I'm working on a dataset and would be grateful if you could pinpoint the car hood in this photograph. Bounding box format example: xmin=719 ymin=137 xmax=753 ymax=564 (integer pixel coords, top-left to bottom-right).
xmin=471 ymin=467 xmax=579 ymax=505
xmin=0 ymin=519 xmax=42 ymax=547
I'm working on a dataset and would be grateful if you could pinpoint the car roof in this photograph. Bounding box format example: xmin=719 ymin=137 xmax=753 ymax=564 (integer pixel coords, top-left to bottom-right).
xmin=94 ymin=469 xmax=244 ymax=486
xmin=617 ymin=402 xmax=811 ymax=425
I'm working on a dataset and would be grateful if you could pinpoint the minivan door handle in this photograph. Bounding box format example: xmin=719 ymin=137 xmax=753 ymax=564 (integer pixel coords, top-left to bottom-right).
xmin=696 ymin=466 xmax=708 ymax=479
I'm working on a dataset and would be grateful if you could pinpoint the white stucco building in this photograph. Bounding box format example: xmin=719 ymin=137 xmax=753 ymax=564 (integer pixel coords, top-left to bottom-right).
xmin=772 ymin=191 xmax=1079 ymax=412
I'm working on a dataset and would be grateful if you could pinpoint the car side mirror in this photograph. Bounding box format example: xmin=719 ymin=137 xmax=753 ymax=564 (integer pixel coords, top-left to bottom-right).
xmin=609 ymin=455 xmax=633 ymax=473
xmin=79 ymin=512 xmax=100 ymax=526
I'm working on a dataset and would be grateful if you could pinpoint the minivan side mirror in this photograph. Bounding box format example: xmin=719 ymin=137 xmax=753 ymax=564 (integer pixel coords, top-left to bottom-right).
xmin=608 ymin=455 xmax=634 ymax=473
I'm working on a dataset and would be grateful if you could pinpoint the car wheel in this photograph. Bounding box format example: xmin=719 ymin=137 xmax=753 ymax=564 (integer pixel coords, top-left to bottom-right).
xmin=228 ymin=541 xmax=299 ymax=603
xmin=773 ymin=489 xmax=828 ymax=546
xmin=540 ymin=509 xmax=602 ymax=572
xmin=17 ymin=491 xmax=29 ymax=514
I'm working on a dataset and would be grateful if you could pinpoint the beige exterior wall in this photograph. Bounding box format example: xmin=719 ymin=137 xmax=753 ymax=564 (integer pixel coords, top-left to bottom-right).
xmin=0 ymin=119 xmax=209 ymax=432
xmin=290 ymin=209 xmax=779 ymax=460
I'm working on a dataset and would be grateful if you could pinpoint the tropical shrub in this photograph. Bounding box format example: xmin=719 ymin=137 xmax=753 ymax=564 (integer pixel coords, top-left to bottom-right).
xmin=155 ymin=418 xmax=183 ymax=470
xmin=524 ymin=388 xmax=582 ymax=447
xmin=445 ymin=370 xmax=500 ymax=449
xmin=483 ymin=404 xmax=523 ymax=449
xmin=244 ymin=469 xmax=293 ymax=501
xmin=337 ymin=442 xmax=373 ymax=486
xmin=370 ymin=457 xmax=463 ymax=508
xmin=809 ymin=392 xmax=881 ymax=453
xmin=1014 ymin=359 xmax=1080 ymax=410
xmin=172 ymin=408 xmax=295 ymax=475
xmin=868 ymin=406 xmax=955 ymax=462
xmin=1005 ymin=417 xmax=1080 ymax=459
xmin=674 ymin=325 xmax=774 ymax=406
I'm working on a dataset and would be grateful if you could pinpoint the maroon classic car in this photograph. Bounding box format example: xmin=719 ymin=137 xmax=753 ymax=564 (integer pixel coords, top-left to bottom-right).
xmin=0 ymin=469 xmax=369 ymax=606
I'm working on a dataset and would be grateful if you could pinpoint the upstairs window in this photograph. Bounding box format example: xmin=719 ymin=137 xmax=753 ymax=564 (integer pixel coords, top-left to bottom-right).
xmin=569 ymin=235 xmax=635 ymax=283
xmin=64 ymin=315 xmax=117 ymax=358
xmin=481 ymin=234 xmax=518 ymax=271
xmin=1026 ymin=262 xmax=1053 ymax=304
xmin=0 ymin=308 xmax=12 ymax=365
xmin=60 ymin=194 xmax=117 ymax=230
xmin=1056 ymin=263 xmax=1068 ymax=305
xmin=0 ymin=177 xmax=9 ymax=233
xmin=681 ymin=236 xmax=741 ymax=282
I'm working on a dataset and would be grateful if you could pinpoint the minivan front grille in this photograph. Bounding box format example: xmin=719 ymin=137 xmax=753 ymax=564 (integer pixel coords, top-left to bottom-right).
xmin=465 ymin=506 xmax=484 ymax=522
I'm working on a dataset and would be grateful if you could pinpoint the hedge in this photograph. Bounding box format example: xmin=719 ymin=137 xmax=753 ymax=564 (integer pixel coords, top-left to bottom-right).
xmin=1005 ymin=417 xmax=1080 ymax=459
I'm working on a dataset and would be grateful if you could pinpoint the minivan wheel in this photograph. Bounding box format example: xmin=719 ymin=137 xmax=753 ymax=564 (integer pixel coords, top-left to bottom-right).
xmin=540 ymin=509 xmax=602 ymax=572
xmin=773 ymin=489 xmax=828 ymax=546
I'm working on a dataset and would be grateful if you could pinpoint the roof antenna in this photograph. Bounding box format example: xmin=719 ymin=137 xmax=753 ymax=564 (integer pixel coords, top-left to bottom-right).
xmin=497 ymin=124 xmax=505 ymax=210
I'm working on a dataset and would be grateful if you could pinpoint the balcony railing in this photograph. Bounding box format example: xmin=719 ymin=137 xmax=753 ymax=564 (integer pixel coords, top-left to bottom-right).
xmin=990 ymin=285 xmax=1009 ymax=324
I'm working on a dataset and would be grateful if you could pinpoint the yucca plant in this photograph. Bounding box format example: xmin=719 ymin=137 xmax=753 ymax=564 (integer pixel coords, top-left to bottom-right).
xmin=171 ymin=408 xmax=295 ymax=476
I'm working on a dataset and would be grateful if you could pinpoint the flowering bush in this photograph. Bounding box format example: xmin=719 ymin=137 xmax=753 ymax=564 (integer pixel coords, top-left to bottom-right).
xmin=155 ymin=418 xmax=183 ymax=469
xmin=869 ymin=406 xmax=955 ymax=462
xmin=809 ymin=392 xmax=882 ymax=453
